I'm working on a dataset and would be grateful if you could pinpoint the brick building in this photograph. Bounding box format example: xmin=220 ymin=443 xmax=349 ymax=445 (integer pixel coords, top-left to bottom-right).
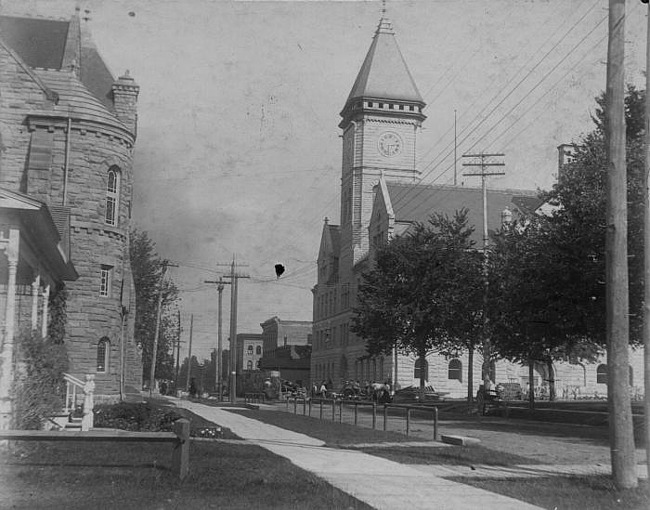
xmin=0 ymin=11 xmax=142 ymax=405
xmin=235 ymin=333 xmax=263 ymax=374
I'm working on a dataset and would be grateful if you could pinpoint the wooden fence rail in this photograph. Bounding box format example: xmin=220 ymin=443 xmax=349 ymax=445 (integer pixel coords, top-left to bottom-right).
xmin=0 ymin=418 xmax=190 ymax=480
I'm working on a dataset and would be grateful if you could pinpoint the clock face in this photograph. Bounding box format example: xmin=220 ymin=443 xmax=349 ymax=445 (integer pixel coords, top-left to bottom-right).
xmin=378 ymin=131 xmax=403 ymax=158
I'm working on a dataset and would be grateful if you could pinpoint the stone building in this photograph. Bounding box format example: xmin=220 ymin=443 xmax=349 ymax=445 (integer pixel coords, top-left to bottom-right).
xmin=311 ymin=12 xmax=644 ymax=400
xmin=0 ymin=11 xmax=142 ymax=405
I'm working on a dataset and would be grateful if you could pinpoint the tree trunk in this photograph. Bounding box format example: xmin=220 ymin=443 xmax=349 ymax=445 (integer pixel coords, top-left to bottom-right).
xmin=546 ymin=359 xmax=556 ymax=401
xmin=528 ymin=362 xmax=535 ymax=411
xmin=467 ymin=344 xmax=474 ymax=403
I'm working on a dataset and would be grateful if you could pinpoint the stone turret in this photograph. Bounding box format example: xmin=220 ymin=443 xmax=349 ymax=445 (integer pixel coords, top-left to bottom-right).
xmin=111 ymin=70 xmax=140 ymax=136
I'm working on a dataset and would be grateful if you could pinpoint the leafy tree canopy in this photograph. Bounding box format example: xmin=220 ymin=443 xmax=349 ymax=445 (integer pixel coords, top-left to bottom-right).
xmin=352 ymin=209 xmax=484 ymax=386
xmin=130 ymin=228 xmax=180 ymax=382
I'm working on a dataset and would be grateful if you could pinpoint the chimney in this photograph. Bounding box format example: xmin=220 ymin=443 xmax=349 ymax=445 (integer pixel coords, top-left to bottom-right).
xmin=111 ymin=70 xmax=140 ymax=136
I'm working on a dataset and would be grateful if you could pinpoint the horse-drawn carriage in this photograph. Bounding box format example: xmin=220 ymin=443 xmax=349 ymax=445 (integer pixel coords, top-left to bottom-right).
xmin=338 ymin=380 xmax=392 ymax=403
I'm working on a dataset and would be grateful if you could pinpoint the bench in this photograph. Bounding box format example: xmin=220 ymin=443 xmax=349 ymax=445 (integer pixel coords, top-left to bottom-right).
xmin=476 ymin=388 xmax=507 ymax=416
xmin=0 ymin=418 xmax=190 ymax=480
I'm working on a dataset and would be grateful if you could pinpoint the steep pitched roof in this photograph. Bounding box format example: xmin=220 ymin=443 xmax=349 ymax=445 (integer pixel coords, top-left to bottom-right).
xmin=0 ymin=14 xmax=116 ymax=111
xmin=344 ymin=16 xmax=424 ymax=106
xmin=385 ymin=183 xmax=539 ymax=246
xmin=0 ymin=16 xmax=69 ymax=69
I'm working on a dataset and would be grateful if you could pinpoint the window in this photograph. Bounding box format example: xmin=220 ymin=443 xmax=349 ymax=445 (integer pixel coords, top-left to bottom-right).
xmin=100 ymin=265 xmax=112 ymax=297
xmin=256 ymin=346 xmax=262 ymax=355
xmin=247 ymin=360 xmax=253 ymax=370
xmin=105 ymin=167 xmax=120 ymax=226
xmin=448 ymin=359 xmax=462 ymax=382
xmin=596 ymin=364 xmax=607 ymax=384
xmin=97 ymin=337 xmax=110 ymax=372
xmin=629 ymin=365 xmax=633 ymax=386
xmin=247 ymin=345 xmax=253 ymax=354
xmin=414 ymin=358 xmax=428 ymax=380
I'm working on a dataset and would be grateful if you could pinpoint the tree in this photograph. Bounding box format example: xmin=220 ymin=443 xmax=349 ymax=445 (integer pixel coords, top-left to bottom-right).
xmin=130 ymin=229 xmax=180 ymax=385
xmin=353 ymin=210 xmax=484 ymax=393
xmin=487 ymin=217 xmax=602 ymax=407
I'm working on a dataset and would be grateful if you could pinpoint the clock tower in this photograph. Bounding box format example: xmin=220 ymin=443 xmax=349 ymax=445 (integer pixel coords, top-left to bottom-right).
xmin=339 ymin=14 xmax=426 ymax=272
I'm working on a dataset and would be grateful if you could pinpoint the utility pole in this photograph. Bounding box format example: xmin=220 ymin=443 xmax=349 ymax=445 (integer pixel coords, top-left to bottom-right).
xmin=174 ymin=310 xmax=182 ymax=392
xmin=462 ymin=152 xmax=505 ymax=403
xmin=216 ymin=256 xmax=249 ymax=403
xmin=206 ymin=278 xmax=230 ymax=401
xmin=185 ymin=313 xmax=194 ymax=391
xmin=605 ymin=0 xmax=636 ymax=490
xmin=148 ymin=261 xmax=172 ymax=397
xmin=643 ymin=0 xmax=650 ymax=486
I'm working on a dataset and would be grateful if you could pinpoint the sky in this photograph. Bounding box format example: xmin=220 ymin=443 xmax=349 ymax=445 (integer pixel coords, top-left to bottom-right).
xmin=3 ymin=0 xmax=649 ymax=361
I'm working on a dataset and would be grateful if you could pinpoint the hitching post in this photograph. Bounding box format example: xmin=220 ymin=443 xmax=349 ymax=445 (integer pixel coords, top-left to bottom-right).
xmin=172 ymin=419 xmax=190 ymax=480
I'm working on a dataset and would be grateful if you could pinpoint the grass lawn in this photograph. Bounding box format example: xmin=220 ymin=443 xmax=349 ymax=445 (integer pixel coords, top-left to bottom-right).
xmin=1 ymin=402 xmax=372 ymax=510
xmin=456 ymin=476 xmax=650 ymax=510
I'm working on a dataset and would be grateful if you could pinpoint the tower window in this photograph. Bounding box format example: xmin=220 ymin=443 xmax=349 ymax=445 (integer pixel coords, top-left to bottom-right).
xmin=247 ymin=345 xmax=253 ymax=354
xmin=388 ymin=104 xmax=394 ymax=109
xmin=378 ymin=103 xmax=384 ymax=108
xmin=409 ymin=105 xmax=414 ymax=111
xmin=105 ymin=167 xmax=121 ymax=226
xmin=367 ymin=101 xmax=373 ymax=107
xmin=100 ymin=265 xmax=113 ymax=297
xmin=256 ymin=346 xmax=262 ymax=355
xmin=399 ymin=105 xmax=404 ymax=111
xmin=247 ymin=360 xmax=253 ymax=370
xmin=97 ymin=337 xmax=110 ymax=372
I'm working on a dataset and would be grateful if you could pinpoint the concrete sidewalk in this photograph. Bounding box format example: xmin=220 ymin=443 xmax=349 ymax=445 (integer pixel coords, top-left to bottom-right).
xmin=172 ymin=399 xmax=543 ymax=510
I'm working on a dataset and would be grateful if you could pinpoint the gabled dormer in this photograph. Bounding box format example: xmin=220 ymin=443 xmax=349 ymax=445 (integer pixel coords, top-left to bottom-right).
xmin=317 ymin=218 xmax=340 ymax=285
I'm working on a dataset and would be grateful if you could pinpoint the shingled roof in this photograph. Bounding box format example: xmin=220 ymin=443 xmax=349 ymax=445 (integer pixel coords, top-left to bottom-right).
xmin=385 ymin=182 xmax=540 ymax=246
xmin=0 ymin=13 xmax=117 ymax=111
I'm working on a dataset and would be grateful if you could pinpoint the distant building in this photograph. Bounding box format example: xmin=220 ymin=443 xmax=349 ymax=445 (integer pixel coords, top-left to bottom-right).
xmin=0 ymin=10 xmax=143 ymax=417
xmin=235 ymin=333 xmax=263 ymax=374
xmin=258 ymin=316 xmax=311 ymax=384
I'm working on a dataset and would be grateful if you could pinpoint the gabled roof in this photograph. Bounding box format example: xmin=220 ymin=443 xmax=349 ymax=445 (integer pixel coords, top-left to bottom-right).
xmin=0 ymin=13 xmax=117 ymax=112
xmin=344 ymin=16 xmax=424 ymax=107
xmin=385 ymin=183 xmax=539 ymax=246
xmin=0 ymin=16 xmax=69 ymax=69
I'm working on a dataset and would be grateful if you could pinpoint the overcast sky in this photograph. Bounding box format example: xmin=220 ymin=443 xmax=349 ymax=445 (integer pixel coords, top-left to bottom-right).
xmin=4 ymin=0 xmax=648 ymax=360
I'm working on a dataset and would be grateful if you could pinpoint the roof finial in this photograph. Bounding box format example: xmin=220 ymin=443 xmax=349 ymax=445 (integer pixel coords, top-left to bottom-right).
xmin=376 ymin=0 xmax=393 ymax=35
xmin=381 ymin=0 xmax=387 ymax=17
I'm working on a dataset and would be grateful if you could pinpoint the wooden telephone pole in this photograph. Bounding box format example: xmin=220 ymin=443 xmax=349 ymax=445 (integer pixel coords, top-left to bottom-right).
xmin=205 ymin=278 xmax=230 ymax=401
xmin=462 ymin=152 xmax=505 ymax=402
xmin=215 ymin=256 xmax=249 ymax=403
xmin=605 ymin=0 xmax=636 ymax=490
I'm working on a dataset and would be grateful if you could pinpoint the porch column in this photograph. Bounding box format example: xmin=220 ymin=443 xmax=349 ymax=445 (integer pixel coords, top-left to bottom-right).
xmin=31 ymin=273 xmax=41 ymax=331
xmin=41 ymin=284 xmax=50 ymax=339
xmin=0 ymin=228 xmax=20 ymax=428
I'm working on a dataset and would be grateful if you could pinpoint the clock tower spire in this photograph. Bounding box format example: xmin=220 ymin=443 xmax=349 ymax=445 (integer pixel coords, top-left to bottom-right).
xmin=339 ymin=9 xmax=426 ymax=271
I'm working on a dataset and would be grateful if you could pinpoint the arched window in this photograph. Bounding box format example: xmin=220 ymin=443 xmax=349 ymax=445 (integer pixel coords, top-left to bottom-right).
xmin=97 ymin=337 xmax=110 ymax=373
xmin=414 ymin=358 xmax=428 ymax=380
xmin=596 ymin=364 xmax=607 ymax=384
xmin=247 ymin=345 xmax=253 ymax=354
xmin=448 ymin=359 xmax=462 ymax=382
xmin=105 ymin=167 xmax=120 ymax=226
xmin=256 ymin=346 xmax=262 ymax=355
xmin=246 ymin=360 xmax=253 ymax=370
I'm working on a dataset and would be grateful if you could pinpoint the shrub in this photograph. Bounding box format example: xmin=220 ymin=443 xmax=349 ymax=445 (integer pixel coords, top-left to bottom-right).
xmin=93 ymin=402 xmax=182 ymax=432
xmin=12 ymin=330 xmax=69 ymax=429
